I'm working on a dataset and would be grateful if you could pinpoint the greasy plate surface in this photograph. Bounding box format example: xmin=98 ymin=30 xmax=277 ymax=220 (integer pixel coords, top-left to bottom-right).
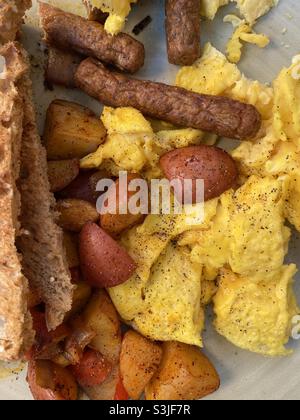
xmin=1 ymin=0 xmax=300 ymax=400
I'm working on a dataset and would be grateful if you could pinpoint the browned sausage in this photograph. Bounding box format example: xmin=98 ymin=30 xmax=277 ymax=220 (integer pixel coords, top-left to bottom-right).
xmin=45 ymin=47 xmax=82 ymax=88
xmin=74 ymin=58 xmax=262 ymax=140
xmin=165 ymin=0 xmax=201 ymax=66
xmin=39 ymin=2 xmax=145 ymax=74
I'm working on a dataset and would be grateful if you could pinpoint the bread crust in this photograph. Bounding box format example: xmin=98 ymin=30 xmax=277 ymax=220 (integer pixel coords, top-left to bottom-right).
xmin=0 ymin=42 xmax=34 ymax=360
xmin=0 ymin=0 xmax=32 ymax=44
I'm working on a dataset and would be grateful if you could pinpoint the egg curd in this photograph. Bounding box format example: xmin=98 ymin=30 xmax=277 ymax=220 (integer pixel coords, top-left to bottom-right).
xmin=80 ymin=40 xmax=300 ymax=356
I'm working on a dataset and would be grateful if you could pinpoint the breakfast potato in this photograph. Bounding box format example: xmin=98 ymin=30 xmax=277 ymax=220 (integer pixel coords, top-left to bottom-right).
xmin=63 ymin=232 xmax=80 ymax=268
xmin=100 ymin=174 xmax=146 ymax=236
xmin=66 ymin=281 xmax=92 ymax=319
xmin=59 ymin=169 xmax=111 ymax=204
xmin=120 ymin=330 xmax=162 ymax=399
xmin=145 ymin=342 xmax=220 ymax=400
xmin=83 ymin=366 xmax=128 ymax=400
xmin=57 ymin=199 xmax=99 ymax=232
xmin=82 ymin=290 xmax=121 ymax=364
xmin=44 ymin=100 xmax=106 ymax=160
xmin=47 ymin=159 xmax=80 ymax=193
xmin=160 ymin=145 xmax=238 ymax=203
xmin=79 ymin=222 xmax=137 ymax=288
xmin=70 ymin=349 xmax=112 ymax=387
xmin=27 ymin=360 xmax=78 ymax=400
xmin=64 ymin=317 xmax=95 ymax=365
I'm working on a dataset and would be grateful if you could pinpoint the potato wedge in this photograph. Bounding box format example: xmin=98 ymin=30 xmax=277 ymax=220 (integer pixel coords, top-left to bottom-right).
xmin=145 ymin=342 xmax=220 ymax=400
xmin=47 ymin=159 xmax=80 ymax=192
xmin=100 ymin=174 xmax=146 ymax=236
xmin=44 ymin=100 xmax=106 ymax=160
xmin=27 ymin=360 xmax=78 ymax=400
xmin=67 ymin=281 xmax=92 ymax=319
xmin=70 ymin=349 xmax=112 ymax=387
xmin=57 ymin=199 xmax=99 ymax=232
xmin=120 ymin=330 xmax=162 ymax=400
xmin=59 ymin=169 xmax=111 ymax=204
xmin=82 ymin=290 xmax=121 ymax=364
xmin=79 ymin=222 xmax=136 ymax=287
xmin=83 ymin=366 xmax=125 ymax=401
xmin=63 ymin=232 xmax=80 ymax=268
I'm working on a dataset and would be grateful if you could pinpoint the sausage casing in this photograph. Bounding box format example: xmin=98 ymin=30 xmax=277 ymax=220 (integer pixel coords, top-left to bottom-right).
xmin=165 ymin=0 xmax=201 ymax=66
xmin=74 ymin=58 xmax=262 ymax=140
xmin=39 ymin=2 xmax=145 ymax=74
xmin=45 ymin=47 xmax=82 ymax=88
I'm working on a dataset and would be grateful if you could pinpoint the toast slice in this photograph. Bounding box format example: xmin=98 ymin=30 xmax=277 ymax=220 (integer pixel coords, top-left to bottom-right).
xmin=17 ymin=48 xmax=74 ymax=331
xmin=0 ymin=42 xmax=34 ymax=360
xmin=0 ymin=0 xmax=32 ymax=44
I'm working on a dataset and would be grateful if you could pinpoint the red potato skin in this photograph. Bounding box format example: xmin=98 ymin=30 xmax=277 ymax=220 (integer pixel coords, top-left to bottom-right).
xmin=70 ymin=349 xmax=112 ymax=387
xmin=165 ymin=0 xmax=201 ymax=66
xmin=27 ymin=360 xmax=78 ymax=401
xmin=160 ymin=145 xmax=238 ymax=203
xmin=114 ymin=376 xmax=129 ymax=401
xmin=79 ymin=222 xmax=137 ymax=288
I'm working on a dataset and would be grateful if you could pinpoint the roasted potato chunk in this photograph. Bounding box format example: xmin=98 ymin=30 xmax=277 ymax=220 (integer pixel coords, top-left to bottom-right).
xmin=82 ymin=290 xmax=121 ymax=364
xmin=120 ymin=330 xmax=162 ymax=400
xmin=100 ymin=174 xmax=146 ymax=236
xmin=47 ymin=159 xmax=80 ymax=192
xmin=44 ymin=100 xmax=106 ymax=160
xmin=63 ymin=232 xmax=80 ymax=268
xmin=57 ymin=199 xmax=99 ymax=232
xmin=67 ymin=281 xmax=92 ymax=319
xmin=145 ymin=342 xmax=220 ymax=400
xmin=83 ymin=366 xmax=128 ymax=401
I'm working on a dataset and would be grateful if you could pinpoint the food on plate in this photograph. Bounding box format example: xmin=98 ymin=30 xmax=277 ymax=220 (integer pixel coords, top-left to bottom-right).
xmin=0 ymin=0 xmax=31 ymax=44
xmin=47 ymin=159 xmax=80 ymax=193
xmin=145 ymin=342 xmax=220 ymax=400
xmin=82 ymin=290 xmax=122 ymax=364
xmin=70 ymin=349 xmax=112 ymax=387
xmin=63 ymin=232 xmax=80 ymax=269
xmin=201 ymin=0 xmax=278 ymax=24
xmin=39 ymin=2 xmax=145 ymax=74
xmin=44 ymin=100 xmax=107 ymax=160
xmin=120 ymin=330 xmax=162 ymax=399
xmin=0 ymin=42 xmax=34 ymax=360
xmin=56 ymin=198 xmax=99 ymax=233
xmin=45 ymin=47 xmax=82 ymax=88
xmin=83 ymin=366 xmax=125 ymax=400
xmin=160 ymin=145 xmax=239 ymax=203
xmin=67 ymin=280 xmax=92 ymax=319
xmin=214 ymin=267 xmax=298 ymax=356
xmin=224 ymin=16 xmax=270 ymax=63
xmin=59 ymin=169 xmax=111 ymax=204
xmin=83 ymin=0 xmax=108 ymax=24
xmin=27 ymin=360 xmax=78 ymax=401
xmin=84 ymin=0 xmax=138 ymax=35
xmin=79 ymin=223 xmax=137 ymax=288
xmin=100 ymin=174 xmax=146 ymax=236
xmin=165 ymin=0 xmax=201 ymax=66
xmin=63 ymin=319 xmax=95 ymax=365
xmin=74 ymin=58 xmax=262 ymax=140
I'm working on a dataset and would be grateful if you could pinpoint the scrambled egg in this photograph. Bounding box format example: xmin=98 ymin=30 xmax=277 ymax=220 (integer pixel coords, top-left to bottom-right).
xmin=224 ymin=16 xmax=269 ymax=63
xmin=89 ymin=0 xmax=137 ymax=35
xmin=201 ymin=0 xmax=279 ymax=24
xmin=80 ymin=37 xmax=300 ymax=356
xmin=214 ymin=266 xmax=298 ymax=356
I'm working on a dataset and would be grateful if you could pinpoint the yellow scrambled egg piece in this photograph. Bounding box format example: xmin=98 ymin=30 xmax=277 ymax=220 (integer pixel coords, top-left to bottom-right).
xmin=214 ymin=266 xmax=298 ymax=356
xmin=225 ymin=19 xmax=270 ymax=63
xmin=201 ymin=0 xmax=278 ymax=24
xmin=89 ymin=0 xmax=137 ymax=35
xmin=80 ymin=106 xmax=216 ymax=179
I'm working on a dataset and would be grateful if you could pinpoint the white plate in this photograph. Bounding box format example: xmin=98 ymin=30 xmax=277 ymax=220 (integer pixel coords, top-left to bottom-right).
xmin=1 ymin=0 xmax=300 ymax=401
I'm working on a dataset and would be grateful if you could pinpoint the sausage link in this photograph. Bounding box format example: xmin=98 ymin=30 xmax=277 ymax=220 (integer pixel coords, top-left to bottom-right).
xmin=74 ymin=58 xmax=262 ymax=140
xmin=165 ymin=0 xmax=201 ymax=66
xmin=39 ymin=2 xmax=145 ymax=74
xmin=45 ymin=47 xmax=82 ymax=88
